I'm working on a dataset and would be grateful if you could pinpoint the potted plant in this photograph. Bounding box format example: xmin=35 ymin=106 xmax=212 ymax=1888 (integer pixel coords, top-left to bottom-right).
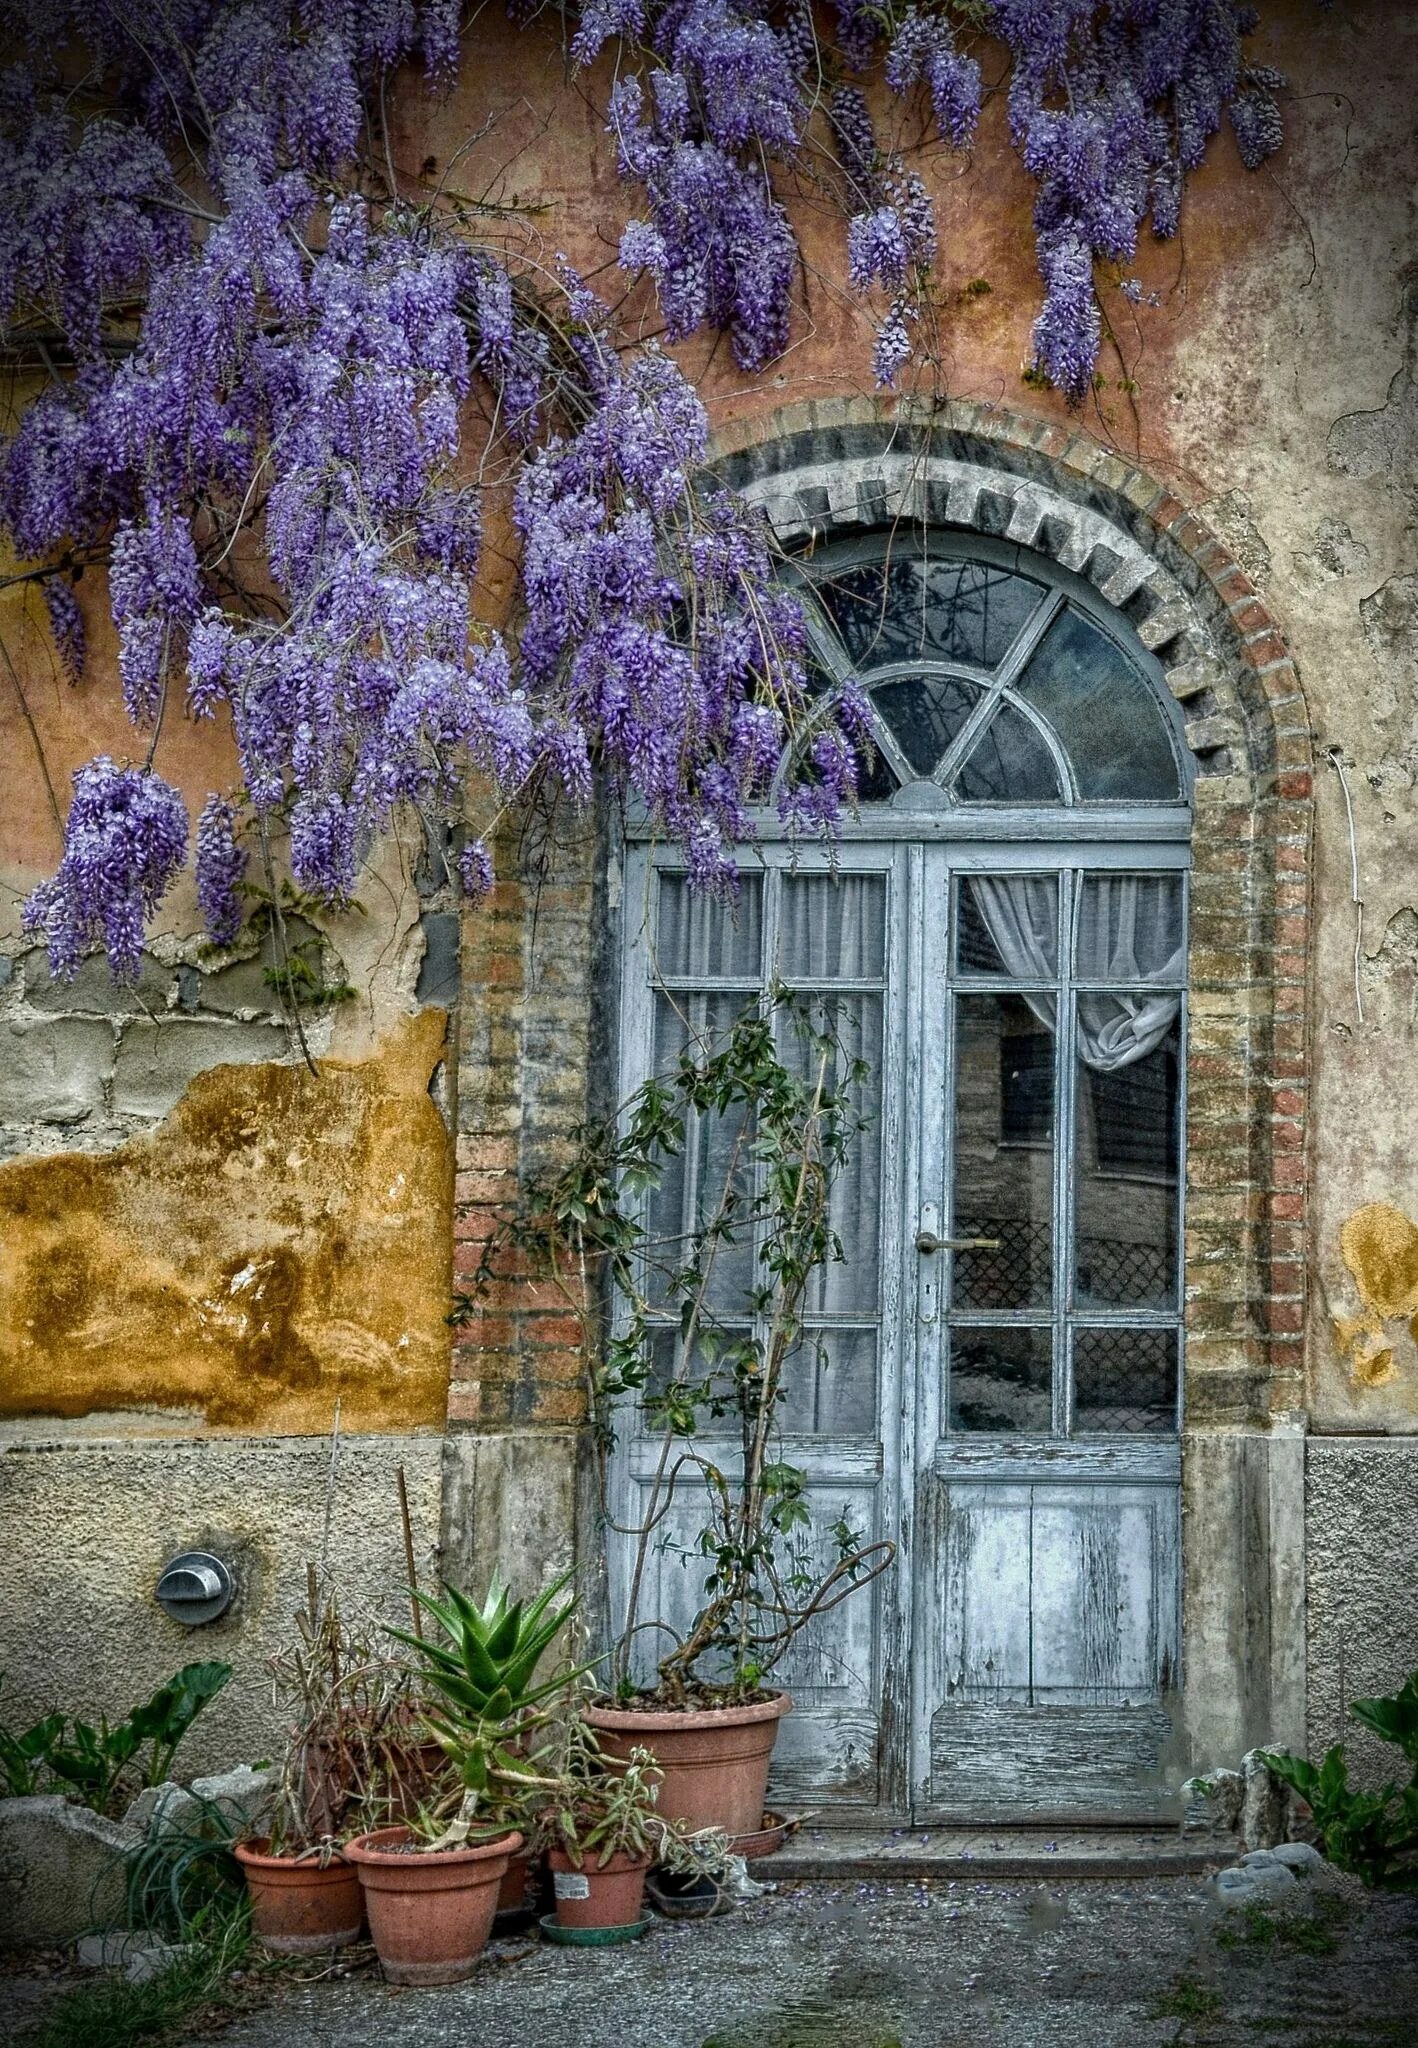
xmin=534 ymin=1718 xmax=663 ymax=1939
xmin=345 ymin=1570 xmax=580 ymax=1984
xmin=476 ymin=995 xmax=896 ymax=1840
xmin=236 ymin=1576 xmax=448 ymax=1956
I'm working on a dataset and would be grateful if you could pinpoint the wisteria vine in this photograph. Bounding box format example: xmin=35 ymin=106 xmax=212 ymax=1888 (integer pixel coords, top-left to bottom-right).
xmin=0 ymin=3 xmax=1287 ymax=981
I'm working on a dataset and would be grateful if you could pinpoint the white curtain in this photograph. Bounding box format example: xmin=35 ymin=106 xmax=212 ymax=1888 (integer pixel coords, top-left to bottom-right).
xmin=970 ymin=873 xmax=1182 ymax=1074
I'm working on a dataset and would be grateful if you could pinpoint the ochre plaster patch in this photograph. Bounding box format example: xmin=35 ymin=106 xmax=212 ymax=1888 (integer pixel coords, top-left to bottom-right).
xmin=0 ymin=1010 xmax=452 ymax=1430
xmin=1332 ymin=1202 xmax=1418 ymax=1392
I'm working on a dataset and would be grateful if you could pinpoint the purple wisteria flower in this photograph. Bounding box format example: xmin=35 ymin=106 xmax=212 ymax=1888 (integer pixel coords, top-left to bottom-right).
xmin=0 ymin=0 xmax=1288 ymax=975
xmin=23 ymin=758 xmax=188 ymax=982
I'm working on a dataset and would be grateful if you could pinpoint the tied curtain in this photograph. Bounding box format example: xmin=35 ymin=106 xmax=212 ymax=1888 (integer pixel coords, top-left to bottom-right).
xmin=970 ymin=874 xmax=1182 ymax=1072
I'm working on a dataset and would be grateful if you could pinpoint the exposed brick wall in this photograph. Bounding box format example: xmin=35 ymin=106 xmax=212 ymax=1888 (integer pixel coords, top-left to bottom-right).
xmin=450 ymin=396 xmax=1313 ymax=1440
xmin=451 ymin=809 xmax=604 ymax=1430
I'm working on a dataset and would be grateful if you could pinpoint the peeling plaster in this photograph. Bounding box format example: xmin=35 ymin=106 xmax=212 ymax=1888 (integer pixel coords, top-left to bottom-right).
xmin=1200 ymin=487 xmax=1273 ymax=587
xmin=1332 ymin=1202 xmax=1418 ymax=1394
xmin=0 ymin=1009 xmax=452 ymax=1431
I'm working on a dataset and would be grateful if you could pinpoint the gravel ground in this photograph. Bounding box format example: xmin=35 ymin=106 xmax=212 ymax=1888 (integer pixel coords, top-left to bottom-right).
xmin=164 ymin=1871 xmax=1418 ymax=2048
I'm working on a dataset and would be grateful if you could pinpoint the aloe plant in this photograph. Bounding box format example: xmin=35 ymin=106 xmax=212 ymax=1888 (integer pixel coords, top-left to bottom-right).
xmin=388 ymin=1571 xmax=589 ymax=1816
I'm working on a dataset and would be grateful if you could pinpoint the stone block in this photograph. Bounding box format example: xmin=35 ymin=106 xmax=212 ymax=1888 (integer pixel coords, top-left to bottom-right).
xmin=0 ymin=1016 xmax=114 ymax=1125
xmin=122 ymin=1782 xmax=197 ymax=1839
xmin=20 ymin=949 xmax=174 ymax=1016
xmin=0 ymin=1796 xmax=130 ymax=1951
xmin=187 ymin=1764 xmax=275 ymax=1833
xmin=111 ymin=1018 xmax=289 ymax=1119
xmin=416 ymin=912 xmax=461 ymax=1008
xmin=1272 ymin=1841 xmax=1326 ymax=1875
xmin=76 ymin=1930 xmax=196 ymax=1981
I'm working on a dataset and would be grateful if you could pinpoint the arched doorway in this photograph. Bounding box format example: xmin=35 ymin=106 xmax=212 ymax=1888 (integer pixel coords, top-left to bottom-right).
xmin=613 ymin=529 xmax=1193 ymax=1821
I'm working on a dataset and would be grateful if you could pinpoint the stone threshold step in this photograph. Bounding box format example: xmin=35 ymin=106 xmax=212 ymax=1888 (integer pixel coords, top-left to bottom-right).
xmin=751 ymin=1828 xmax=1225 ymax=1882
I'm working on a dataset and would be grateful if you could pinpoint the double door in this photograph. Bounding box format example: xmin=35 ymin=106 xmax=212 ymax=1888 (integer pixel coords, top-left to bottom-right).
xmin=613 ymin=835 xmax=1185 ymax=1821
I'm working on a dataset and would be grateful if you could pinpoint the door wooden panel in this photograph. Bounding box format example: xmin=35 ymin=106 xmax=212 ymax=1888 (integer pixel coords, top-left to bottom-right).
xmin=924 ymin=1474 xmax=1179 ymax=1818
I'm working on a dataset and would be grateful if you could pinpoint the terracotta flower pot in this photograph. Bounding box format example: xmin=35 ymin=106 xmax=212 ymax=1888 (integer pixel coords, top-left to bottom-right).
xmin=548 ymin=1845 xmax=651 ymax=1931
xmin=344 ymin=1825 xmax=521 ymax=1986
xmin=583 ymin=1692 xmax=791 ymax=1838
xmin=233 ymin=1840 xmax=363 ymax=1955
xmin=496 ymin=1843 xmax=539 ymax=1915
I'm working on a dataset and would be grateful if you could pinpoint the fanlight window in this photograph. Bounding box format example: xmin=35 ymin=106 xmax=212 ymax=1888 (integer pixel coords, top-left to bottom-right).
xmin=796 ymin=539 xmax=1190 ymax=808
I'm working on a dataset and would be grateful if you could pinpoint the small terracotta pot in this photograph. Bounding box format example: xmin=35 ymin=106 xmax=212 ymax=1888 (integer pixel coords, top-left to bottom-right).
xmin=233 ymin=1840 xmax=363 ymax=1955
xmin=496 ymin=1843 xmax=539 ymax=1915
xmin=548 ymin=1846 xmax=651 ymax=1931
xmin=583 ymin=1693 xmax=791 ymax=1838
xmin=344 ymin=1826 xmax=521 ymax=1986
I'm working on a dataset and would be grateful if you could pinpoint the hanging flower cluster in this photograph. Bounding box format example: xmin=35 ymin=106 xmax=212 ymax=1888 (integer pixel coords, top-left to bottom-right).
xmin=574 ymin=0 xmax=1287 ymax=401
xmin=0 ymin=1 xmax=859 ymax=978
xmin=1 ymin=2 xmax=1288 ymax=981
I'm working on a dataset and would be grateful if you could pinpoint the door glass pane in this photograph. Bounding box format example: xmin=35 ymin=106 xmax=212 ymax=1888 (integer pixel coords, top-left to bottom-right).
xmin=778 ymin=1326 xmax=879 ymax=1434
xmin=1072 ymin=1328 xmax=1178 ymax=1434
xmin=952 ymin=992 xmax=1054 ymax=1309
xmin=956 ymin=875 xmax=1058 ymax=980
xmin=1077 ymin=873 xmax=1184 ymax=983
xmin=952 ymin=701 xmax=1062 ymax=804
xmin=1015 ymin=608 xmax=1181 ymax=800
xmin=646 ymin=1324 xmax=754 ymax=1430
xmin=779 ymin=873 xmax=886 ymax=980
xmin=656 ymin=873 xmax=762 ymax=979
xmin=780 ymin=991 xmax=884 ymax=1316
xmin=871 ymin=675 xmax=979 ymax=777
xmin=948 ymin=1326 xmax=1052 ymax=1433
xmin=1075 ymin=1021 xmax=1179 ymax=1311
xmin=649 ymin=991 xmax=757 ymax=1310
xmin=814 ymin=556 xmax=1045 ymax=672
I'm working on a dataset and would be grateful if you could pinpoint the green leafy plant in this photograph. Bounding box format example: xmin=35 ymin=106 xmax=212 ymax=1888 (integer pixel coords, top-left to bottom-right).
xmin=472 ymin=991 xmax=896 ymax=1704
xmin=528 ymin=1713 xmax=727 ymax=1878
xmin=1264 ymin=1671 xmax=1418 ymax=1890
xmin=124 ymin=1795 xmax=245 ymax=1938
xmin=22 ymin=1895 xmax=254 ymax=2048
xmin=0 ymin=1682 xmax=65 ymax=1794
xmin=1 ymin=1664 xmax=231 ymax=1817
xmin=387 ymin=1569 xmax=586 ymax=1842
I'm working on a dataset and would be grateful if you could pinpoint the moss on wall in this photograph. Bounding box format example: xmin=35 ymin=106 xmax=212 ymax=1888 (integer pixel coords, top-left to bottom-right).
xmin=0 ymin=1009 xmax=452 ymax=1430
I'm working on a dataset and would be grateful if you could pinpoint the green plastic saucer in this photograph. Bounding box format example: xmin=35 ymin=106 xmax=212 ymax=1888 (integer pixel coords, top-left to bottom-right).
xmin=538 ymin=1913 xmax=651 ymax=1947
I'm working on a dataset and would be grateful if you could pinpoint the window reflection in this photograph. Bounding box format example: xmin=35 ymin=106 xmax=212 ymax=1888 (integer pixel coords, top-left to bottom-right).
xmin=1015 ymin=608 xmax=1181 ymax=801
xmin=952 ymin=991 xmax=1054 ymax=1310
xmin=949 ymin=1327 xmax=1053 ymax=1433
xmin=814 ymin=557 xmax=1044 ymax=673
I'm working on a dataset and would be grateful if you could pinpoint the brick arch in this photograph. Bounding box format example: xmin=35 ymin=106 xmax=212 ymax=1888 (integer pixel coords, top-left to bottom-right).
xmin=710 ymin=395 xmax=1314 ymax=1439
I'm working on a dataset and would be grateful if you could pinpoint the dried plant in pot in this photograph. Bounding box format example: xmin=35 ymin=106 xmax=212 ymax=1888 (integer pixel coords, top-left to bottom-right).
xmin=478 ymin=995 xmax=897 ymax=1837
xmin=237 ymin=1572 xmax=450 ymax=1956
xmin=346 ymin=1570 xmax=582 ymax=1984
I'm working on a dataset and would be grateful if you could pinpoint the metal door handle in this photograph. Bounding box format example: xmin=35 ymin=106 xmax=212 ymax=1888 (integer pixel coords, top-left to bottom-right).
xmin=915 ymin=1231 xmax=1002 ymax=1253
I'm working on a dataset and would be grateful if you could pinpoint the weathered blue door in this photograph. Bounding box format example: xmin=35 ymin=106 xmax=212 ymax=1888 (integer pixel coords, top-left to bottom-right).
xmin=615 ymin=535 xmax=1191 ymax=1820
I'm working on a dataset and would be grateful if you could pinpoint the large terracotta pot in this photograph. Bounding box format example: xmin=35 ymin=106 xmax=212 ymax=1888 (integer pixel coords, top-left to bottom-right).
xmin=233 ymin=1840 xmax=363 ymax=1954
xmin=548 ymin=1846 xmax=651 ymax=1930
xmin=344 ymin=1826 xmax=521 ymax=1986
xmin=583 ymin=1693 xmax=791 ymax=1838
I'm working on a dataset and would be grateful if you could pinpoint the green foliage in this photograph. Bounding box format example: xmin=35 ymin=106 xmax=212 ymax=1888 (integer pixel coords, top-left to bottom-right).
xmin=1150 ymin=1973 xmax=1224 ymax=2021
xmin=0 ymin=1665 xmax=231 ymax=1818
xmin=19 ymin=1899 xmax=252 ymax=2048
xmin=472 ymin=991 xmax=895 ymax=1701
xmin=1214 ymin=1891 xmax=1348 ymax=1957
xmin=241 ymin=879 xmax=358 ymax=1008
xmin=530 ymin=1712 xmax=733 ymax=1879
xmin=0 ymin=1690 xmax=65 ymax=1794
xmin=1263 ymin=1671 xmax=1418 ymax=1891
xmin=124 ymin=1795 xmax=245 ymax=1939
xmin=388 ymin=1569 xmax=584 ymax=1804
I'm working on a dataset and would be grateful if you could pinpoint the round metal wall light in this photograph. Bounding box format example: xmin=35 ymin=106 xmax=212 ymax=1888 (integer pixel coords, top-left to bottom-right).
xmin=155 ymin=1551 xmax=234 ymax=1626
